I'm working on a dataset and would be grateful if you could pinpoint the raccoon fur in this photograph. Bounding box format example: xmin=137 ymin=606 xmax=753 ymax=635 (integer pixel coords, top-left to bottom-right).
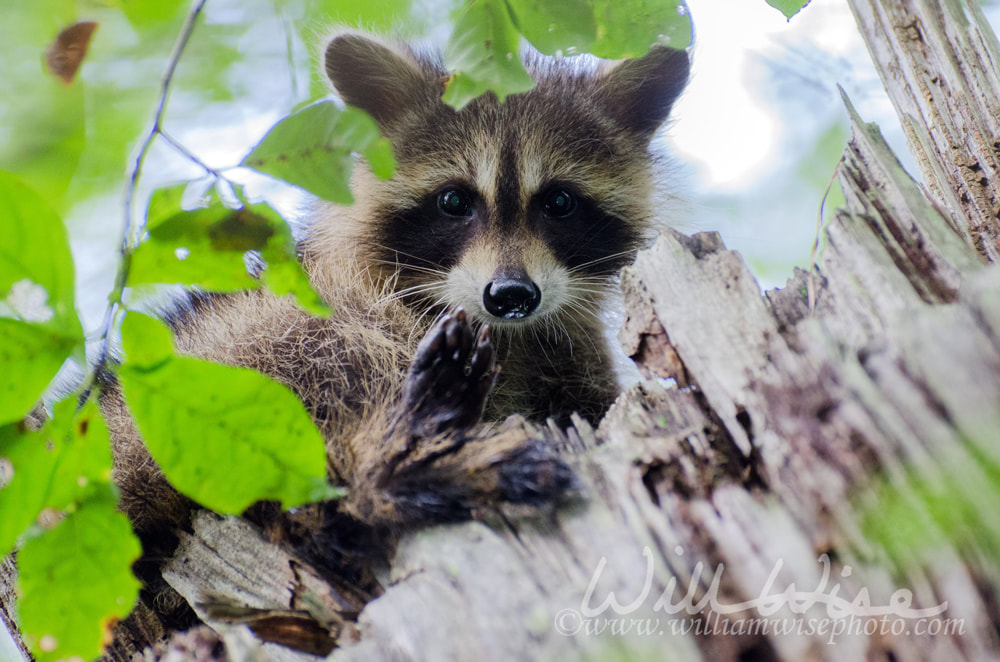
xmin=102 ymin=32 xmax=690 ymax=533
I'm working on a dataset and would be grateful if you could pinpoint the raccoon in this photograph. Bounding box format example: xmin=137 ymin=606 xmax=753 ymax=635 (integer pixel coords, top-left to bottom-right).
xmin=103 ymin=32 xmax=690 ymax=531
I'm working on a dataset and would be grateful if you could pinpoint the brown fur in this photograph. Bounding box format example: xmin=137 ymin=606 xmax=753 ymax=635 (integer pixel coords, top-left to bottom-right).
xmin=103 ymin=32 xmax=689 ymax=532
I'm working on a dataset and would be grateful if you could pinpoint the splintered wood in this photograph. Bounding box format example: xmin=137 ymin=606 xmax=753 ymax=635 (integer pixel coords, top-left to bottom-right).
xmin=847 ymin=0 xmax=1000 ymax=261
xmin=328 ymin=104 xmax=999 ymax=660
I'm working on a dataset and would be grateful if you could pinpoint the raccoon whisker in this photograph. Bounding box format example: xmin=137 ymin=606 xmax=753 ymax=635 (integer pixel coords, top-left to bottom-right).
xmin=561 ymin=303 xmax=600 ymax=329
xmin=553 ymin=317 xmax=573 ymax=355
xmin=563 ymin=273 xmax=611 ymax=282
xmin=555 ymin=215 xmax=623 ymax=262
xmin=566 ymin=273 xmax=619 ymax=285
xmin=398 ymin=264 xmax=450 ymax=278
xmin=386 ymin=292 xmax=450 ymax=315
xmin=556 ymin=318 xmax=575 ymax=355
xmin=560 ymin=290 xmax=604 ymax=315
xmin=564 ymin=287 xmax=605 ymax=303
xmin=378 ymin=287 xmax=446 ymax=307
xmin=561 ymin=297 xmax=596 ymax=317
xmin=574 ymin=284 xmax=619 ymax=300
xmin=566 ymin=249 xmax=638 ymax=274
xmin=412 ymin=293 xmax=450 ymax=331
xmin=383 ymin=281 xmax=448 ymax=299
xmin=564 ymin=287 xmax=612 ymax=301
xmin=564 ymin=279 xmax=618 ymax=295
xmin=539 ymin=315 xmax=572 ymax=360
xmin=543 ymin=316 xmax=558 ymax=348
xmin=368 ymin=258 xmax=450 ymax=278
xmin=561 ymin=312 xmax=601 ymax=358
xmin=368 ymin=243 xmax=449 ymax=272
xmin=531 ymin=324 xmax=560 ymax=370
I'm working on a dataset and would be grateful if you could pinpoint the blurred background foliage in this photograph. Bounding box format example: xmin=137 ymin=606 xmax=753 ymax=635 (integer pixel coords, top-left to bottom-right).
xmin=0 ymin=0 xmax=424 ymax=335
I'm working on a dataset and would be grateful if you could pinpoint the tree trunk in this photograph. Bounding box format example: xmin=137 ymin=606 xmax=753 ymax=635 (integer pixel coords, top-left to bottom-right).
xmin=6 ymin=0 xmax=1000 ymax=660
xmin=847 ymin=0 xmax=1000 ymax=261
xmin=319 ymin=0 xmax=1000 ymax=658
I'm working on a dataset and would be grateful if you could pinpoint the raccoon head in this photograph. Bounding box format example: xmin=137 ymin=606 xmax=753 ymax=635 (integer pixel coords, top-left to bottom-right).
xmin=318 ymin=31 xmax=689 ymax=330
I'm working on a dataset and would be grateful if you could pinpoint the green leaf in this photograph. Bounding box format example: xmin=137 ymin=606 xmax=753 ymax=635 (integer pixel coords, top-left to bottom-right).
xmin=133 ymin=185 xmax=329 ymax=315
xmin=130 ymin=185 xmax=262 ymax=292
xmin=0 ymin=421 xmax=55 ymax=558
xmin=589 ymin=0 xmax=691 ymax=57
xmin=504 ymin=0 xmax=596 ymax=55
xmin=118 ymin=314 xmax=339 ymax=514
xmin=0 ymin=398 xmax=114 ymax=558
xmin=0 ymin=171 xmax=80 ymax=332
xmin=46 ymin=400 xmax=114 ymax=509
xmin=364 ymin=137 xmax=396 ymax=180
xmin=247 ymin=201 xmax=331 ymax=316
xmin=144 ymin=182 xmax=187 ymax=231
xmin=119 ymin=308 xmax=175 ymax=370
xmin=18 ymin=490 xmax=140 ymax=662
xmin=0 ymin=320 xmax=75 ymax=426
xmin=0 ymin=173 xmax=82 ymax=423
xmin=443 ymin=0 xmax=536 ymax=109
xmin=764 ymin=0 xmax=811 ymax=19
xmin=241 ymin=103 xmax=396 ymax=203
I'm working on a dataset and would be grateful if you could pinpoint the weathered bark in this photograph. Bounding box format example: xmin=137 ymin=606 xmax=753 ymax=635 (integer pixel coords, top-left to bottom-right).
xmin=848 ymin=0 xmax=1000 ymax=261
xmin=160 ymin=512 xmax=370 ymax=660
xmin=6 ymin=0 xmax=1000 ymax=660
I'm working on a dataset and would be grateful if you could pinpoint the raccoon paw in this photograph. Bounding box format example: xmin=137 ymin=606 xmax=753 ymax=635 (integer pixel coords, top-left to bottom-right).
xmin=495 ymin=443 xmax=576 ymax=506
xmin=365 ymin=434 xmax=576 ymax=525
xmin=400 ymin=309 xmax=499 ymax=437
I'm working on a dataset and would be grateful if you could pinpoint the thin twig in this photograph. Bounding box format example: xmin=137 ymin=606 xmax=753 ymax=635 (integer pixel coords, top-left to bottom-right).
xmin=96 ymin=0 xmax=209 ymax=370
xmin=159 ymin=130 xmax=232 ymax=180
xmin=122 ymin=0 xmax=210 ymax=257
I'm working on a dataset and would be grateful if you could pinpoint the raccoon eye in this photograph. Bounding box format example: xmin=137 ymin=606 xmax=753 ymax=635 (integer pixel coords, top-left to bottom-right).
xmin=542 ymin=188 xmax=577 ymax=218
xmin=437 ymin=188 xmax=474 ymax=217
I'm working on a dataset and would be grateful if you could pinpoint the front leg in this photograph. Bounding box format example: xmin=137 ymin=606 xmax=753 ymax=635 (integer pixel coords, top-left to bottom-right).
xmin=395 ymin=309 xmax=498 ymax=439
xmin=349 ymin=310 xmax=574 ymax=525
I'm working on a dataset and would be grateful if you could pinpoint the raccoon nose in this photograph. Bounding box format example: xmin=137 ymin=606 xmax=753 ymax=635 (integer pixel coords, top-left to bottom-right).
xmin=483 ymin=278 xmax=541 ymax=319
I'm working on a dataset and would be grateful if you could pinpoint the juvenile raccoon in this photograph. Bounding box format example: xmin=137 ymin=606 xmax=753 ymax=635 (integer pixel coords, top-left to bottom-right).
xmin=104 ymin=32 xmax=690 ymax=530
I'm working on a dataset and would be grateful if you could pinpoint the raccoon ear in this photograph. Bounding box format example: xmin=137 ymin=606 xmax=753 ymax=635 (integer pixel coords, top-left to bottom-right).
xmin=597 ymin=46 xmax=690 ymax=138
xmin=324 ymin=33 xmax=443 ymax=128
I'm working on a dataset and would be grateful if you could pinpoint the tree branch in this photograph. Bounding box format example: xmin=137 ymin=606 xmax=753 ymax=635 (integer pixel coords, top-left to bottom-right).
xmin=95 ymin=0 xmax=209 ymax=370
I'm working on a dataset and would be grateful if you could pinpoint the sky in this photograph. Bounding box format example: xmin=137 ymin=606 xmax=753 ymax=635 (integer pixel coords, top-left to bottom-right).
xmin=667 ymin=0 xmax=905 ymax=287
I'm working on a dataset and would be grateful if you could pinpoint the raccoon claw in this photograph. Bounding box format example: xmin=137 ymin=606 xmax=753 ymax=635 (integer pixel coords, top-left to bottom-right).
xmin=401 ymin=310 xmax=498 ymax=437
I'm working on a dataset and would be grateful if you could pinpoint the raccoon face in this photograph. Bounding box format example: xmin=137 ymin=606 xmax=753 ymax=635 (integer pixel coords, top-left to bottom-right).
xmin=322 ymin=32 xmax=689 ymax=329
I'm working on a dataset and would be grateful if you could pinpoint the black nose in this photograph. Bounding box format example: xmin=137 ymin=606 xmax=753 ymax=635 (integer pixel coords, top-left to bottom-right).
xmin=483 ymin=278 xmax=541 ymax=319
